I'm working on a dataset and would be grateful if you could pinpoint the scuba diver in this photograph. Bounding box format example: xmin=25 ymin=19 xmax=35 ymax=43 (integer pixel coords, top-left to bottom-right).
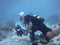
xmin=16 ymin=12 xmax=60 ymax=45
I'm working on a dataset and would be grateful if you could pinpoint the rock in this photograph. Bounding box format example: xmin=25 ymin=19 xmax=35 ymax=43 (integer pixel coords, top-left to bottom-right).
xmin=0 ymin=21 xmax=15 ymax=41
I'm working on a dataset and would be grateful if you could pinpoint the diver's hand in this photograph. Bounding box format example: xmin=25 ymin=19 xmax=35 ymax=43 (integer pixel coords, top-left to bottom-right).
xmin=22 ymin=30 xmax=28 ymax=36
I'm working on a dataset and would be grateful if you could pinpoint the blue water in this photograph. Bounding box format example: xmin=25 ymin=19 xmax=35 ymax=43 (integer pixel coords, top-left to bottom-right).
xmin=0 ymin=0 xmax=60 ymax=23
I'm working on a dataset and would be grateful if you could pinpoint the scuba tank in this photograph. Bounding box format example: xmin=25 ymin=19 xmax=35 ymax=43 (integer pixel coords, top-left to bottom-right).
xmin=33 ymin=15 xmax=45 ymax=22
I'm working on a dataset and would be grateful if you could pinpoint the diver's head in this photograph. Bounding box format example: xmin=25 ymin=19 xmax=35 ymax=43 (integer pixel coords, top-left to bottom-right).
xmin=19 ymin=12 xmax=25 ymax=23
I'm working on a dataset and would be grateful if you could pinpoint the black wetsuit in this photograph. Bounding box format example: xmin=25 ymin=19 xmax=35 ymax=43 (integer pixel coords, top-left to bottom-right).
xmin=24 ymin=15 xmax=52 ymax=42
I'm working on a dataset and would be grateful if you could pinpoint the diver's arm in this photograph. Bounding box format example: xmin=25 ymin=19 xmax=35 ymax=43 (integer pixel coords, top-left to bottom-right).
xmin=23 ymin=21 xmax=32 ymax=36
